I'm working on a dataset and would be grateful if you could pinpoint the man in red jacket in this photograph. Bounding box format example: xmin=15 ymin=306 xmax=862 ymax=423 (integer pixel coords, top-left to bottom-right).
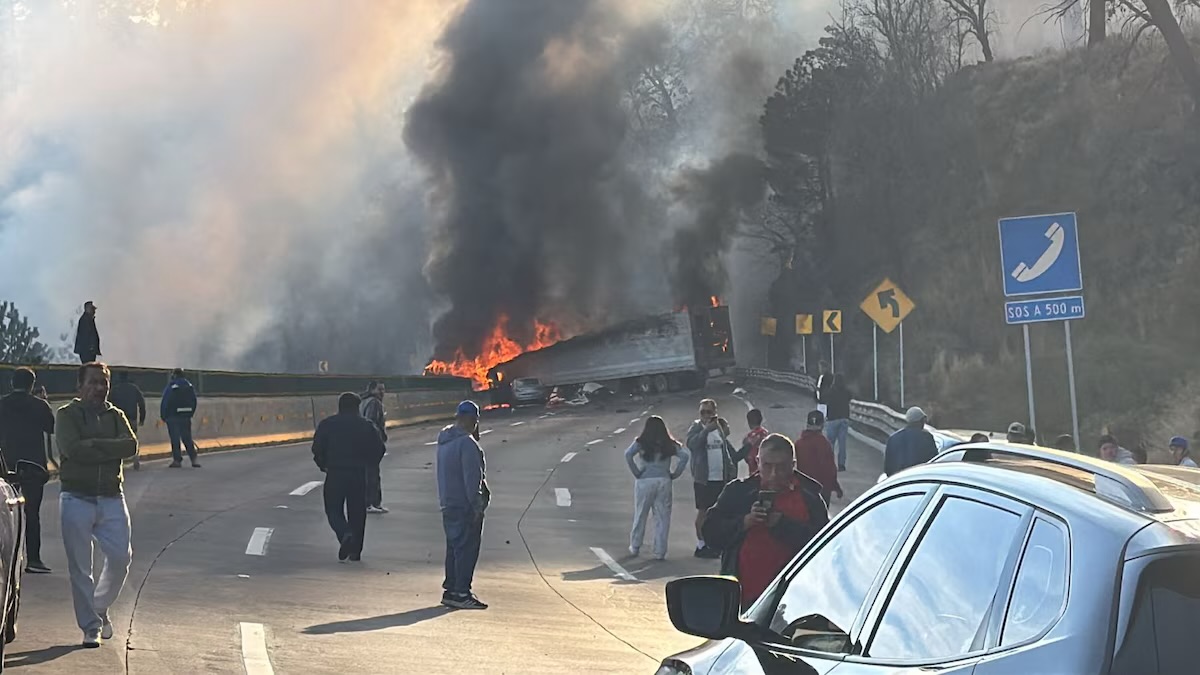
xmin=795 ymin=410 xmax=842 ymax=504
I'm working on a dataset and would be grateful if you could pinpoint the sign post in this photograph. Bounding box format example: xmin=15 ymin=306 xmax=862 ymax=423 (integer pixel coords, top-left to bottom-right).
xmin=795 ymin=314 xmax=813 ymax=374
xmin=999 ymin=212 xmax=1084 ymax=443
xmin=761 ymin=317 xmax=777 ymax=369
xmin=822 ymin=310 xmax=841 ymax=372
xmin=860 ymin=279 xmax=915 ymax=407
xmin=872 ymin=324 xmax=878 ymax=401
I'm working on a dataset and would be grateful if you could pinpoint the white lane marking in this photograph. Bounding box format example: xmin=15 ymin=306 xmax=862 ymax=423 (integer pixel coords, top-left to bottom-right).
xmin=274 ymin=505 xmax=288 ymax=510
xmin=641 ymin=409 xmax=650 ymax=416
xmin=480 ymin=429 xmax=494 ymax=435
xmin=614 ymin=427 xmax=627 ymax=434
xmin=561 ymin=452 xmax=577 ymax=463
xmin=539 ymin=414 xmax=551 ymax=419
xmin=511 ymin=421 xmax=526 ymax=427
xmin=239 ymin=622 xmax=276 ymax=675
xmin=586 ymin=439 xmax=603 ymax=446
xmin=289 ymin=481 xmax=323 ymax=496
xmin=590 ymin=547 xmax=638 ymax=582
xmin=630 ymin=417 xmax=641 ymax=425
xmin=245 ymin=528 xmax=274 ymax=556
xmin=555 ymin=488 xmax=572 ymax=507
xmin=424 ymin=441 xmax=438 ymax=446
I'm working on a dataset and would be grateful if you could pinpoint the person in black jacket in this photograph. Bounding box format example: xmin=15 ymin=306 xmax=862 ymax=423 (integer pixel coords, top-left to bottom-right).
xmin=312 ymin=392 xmax=386 ymax=562
xmin=0 ymin=368 xmax=56 ymax=573
xmin=702 ymin=434 xmax=829 ymax=609
xmin=74 ymin=301 xmax=101 ymax=364
xmin=161 ymin=369 xmax=200 ymax=468
xmin=109 ymin=372 xmax=147 ymax=470
xmin=822 ymin=374 xmax=854 ymax=472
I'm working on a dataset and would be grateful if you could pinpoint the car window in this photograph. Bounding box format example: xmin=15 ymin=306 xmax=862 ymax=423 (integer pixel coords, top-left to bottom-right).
xmin=867 ymin=496 xmax=1022 ymax=662
xmin=768 ymin=493 xmax=925 ymax=653
xmin=1112 ymin=554 xmax=1200 ymax=675
xmin=1000 ymin=519 xmax=1068 ymax=646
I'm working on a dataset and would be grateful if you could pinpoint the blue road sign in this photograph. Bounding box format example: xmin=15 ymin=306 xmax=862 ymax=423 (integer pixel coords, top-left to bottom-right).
xmin=1004 ymin=295 xmax=1085 ymax=326
xmin=998 ymin=212 xmax=1083 ymax=297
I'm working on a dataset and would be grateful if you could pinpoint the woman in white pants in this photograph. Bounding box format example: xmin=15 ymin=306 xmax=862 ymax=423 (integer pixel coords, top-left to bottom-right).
xmin=625 ymin=416 xmax=691 ymax=560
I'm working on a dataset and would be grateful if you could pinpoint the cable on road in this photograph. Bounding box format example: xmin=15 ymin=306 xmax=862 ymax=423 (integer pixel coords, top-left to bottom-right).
xmin=515 ymin=465 xmax=658 ymax=664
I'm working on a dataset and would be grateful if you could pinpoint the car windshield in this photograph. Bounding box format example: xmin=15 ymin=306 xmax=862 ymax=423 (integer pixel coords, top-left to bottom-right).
xmin=514 ymin=378 xmax=540 ymax=387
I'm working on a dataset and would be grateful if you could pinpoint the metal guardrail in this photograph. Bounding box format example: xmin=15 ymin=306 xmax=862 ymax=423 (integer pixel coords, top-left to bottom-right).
xmin=736 ymin=367 xmax=957 ymax=447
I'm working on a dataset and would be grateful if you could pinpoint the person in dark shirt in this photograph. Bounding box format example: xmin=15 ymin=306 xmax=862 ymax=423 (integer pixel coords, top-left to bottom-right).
xmin=702 ymin=434 xmax=829 ymax=608
xmin=822 ymin=374 xmax=854 ymax=471
xmin=312 ymin=392 xmax=386 ymax=562
xmin=884 ymin=407 xmax=938 ymax=476
xmin=0 ymin=368 xmax=55 ymax=573
xmin=109 ymin=372 xmax=147 ymax=470
xmin=73 ymin=301 xmax=101 ymax=364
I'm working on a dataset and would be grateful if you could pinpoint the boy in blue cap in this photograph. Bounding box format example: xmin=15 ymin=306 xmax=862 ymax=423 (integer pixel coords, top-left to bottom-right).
xmin=436 ymin=400 xmax=490 ymax=609
xmin=1170 ymin=436 xmax=1196 ymax=468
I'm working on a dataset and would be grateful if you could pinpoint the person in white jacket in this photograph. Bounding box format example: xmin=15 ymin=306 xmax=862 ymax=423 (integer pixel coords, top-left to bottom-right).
xmin=624 ymin=416 xmax=690 ymax=560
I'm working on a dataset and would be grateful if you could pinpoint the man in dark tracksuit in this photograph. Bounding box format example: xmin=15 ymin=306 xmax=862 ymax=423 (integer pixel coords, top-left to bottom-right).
xmin=0 ymin=368 xmax=55 ymax=573
xmin=109 ymin=372 xmax=147 ymax=470
xmin=74 ymin=301 xmax=101 ymax=364
xmin=161 ymin=369 xmax=199 ymax=468
xmin=703 ymin=434 xmax=829 ymax=609
xmin=312 ymin=392 xmax=386 ymax=562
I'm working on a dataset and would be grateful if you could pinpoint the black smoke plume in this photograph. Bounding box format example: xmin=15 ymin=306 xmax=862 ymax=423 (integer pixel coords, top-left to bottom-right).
xmin=669 ymin=153 xmax=767 ymax=309
xmin=405 ymin=0 xmax=649 ymax=361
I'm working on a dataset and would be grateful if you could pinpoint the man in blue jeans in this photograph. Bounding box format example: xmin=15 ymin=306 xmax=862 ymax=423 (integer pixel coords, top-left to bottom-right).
xmin=436 ymin=400 xmax=490 ymax=610
xmin=823 ymin=374 xmax=854 ymax=472
xmin=161 ymin=368 xmax=200 ymax=468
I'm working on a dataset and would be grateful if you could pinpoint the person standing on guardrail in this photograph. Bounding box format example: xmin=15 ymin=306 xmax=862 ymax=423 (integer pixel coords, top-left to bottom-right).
xmin=0 ymin=367 xmax=55 ymax=574
xmin=884 ymin=407 xmax=938 ymax=476
xmin=1098 ymin=434 xmax=1136 ymax=466
xmin=624 ymin=416 xmax=690 ymax=560
xmin=687 ymin=398 xmax=736 ymax=560
xmin=359 ymin=380 xmax=389 ymax=514
xmin=823 ymin=375 xmax=853 ymax=472
xmin=161 ymin=368 xmax=200 ymax=468
xmin=312 ymin=392 xmax=386 ymax=563
xmin=1170 ymin=437 xmax=1197 ymax=467
xmin=437 ymin=401 xmax=490 ymax=610
xmin=795 ymin=410 xmax=842 ymax=504
xmin=56 ymin=362 xmax=137 ymax=648
xmin=73 ymin=301 xmax=101 ymax=364
xmin=109 ymin=372 xmax=147 ymax=470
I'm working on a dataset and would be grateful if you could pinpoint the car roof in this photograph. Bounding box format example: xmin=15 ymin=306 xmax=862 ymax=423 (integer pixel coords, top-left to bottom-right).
xmin=886 ymin=443 xmax=1200 ymax=549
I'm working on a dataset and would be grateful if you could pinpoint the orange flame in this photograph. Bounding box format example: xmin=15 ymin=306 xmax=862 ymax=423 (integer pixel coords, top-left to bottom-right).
xmin=710 ymin=295 xmax=720 ymax=308
xmin=425 ymin=315 xmax=561 ymax=390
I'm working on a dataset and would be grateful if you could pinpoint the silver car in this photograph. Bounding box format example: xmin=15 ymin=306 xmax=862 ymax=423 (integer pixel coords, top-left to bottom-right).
xmin=660 ymin=444 xmax=1200 ymax=674
xmin=509 ymin=377 xmax=548 ymax=405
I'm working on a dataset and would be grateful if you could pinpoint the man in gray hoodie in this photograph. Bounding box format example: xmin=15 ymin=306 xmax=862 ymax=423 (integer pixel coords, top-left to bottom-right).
xmin=436 ymin=400 xmax=490 ymax=610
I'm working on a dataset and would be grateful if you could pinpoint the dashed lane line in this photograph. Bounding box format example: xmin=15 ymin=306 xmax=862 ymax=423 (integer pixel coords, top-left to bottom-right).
xmin=245 ymin=528 xmax=273 ymax=556
xmin=561 ymin=452 xmax=577 ymax=462
xmin=289 ymin=481 xmax=322 ymax=496
xmin=480 ymin=429 xmax=494 ymax=435
xmin=629 ymin=417 xmax=641 ymax=426
xmin=555 ymin=488 xmax=572 ymax=507
xmin=511 ymin=421 xmax=526 ymax=427
xmin=424 ymin=441 xmax=438 ymax=446
xmin=589 ymin=547 xmax=638 ymax=582
xmin=586 ymin=439 xmax=604 ymax=446
xmin=239 ymin=622 xmax=276 ymax=675
xmin=613 ymin=427 xmax=627 ymax=434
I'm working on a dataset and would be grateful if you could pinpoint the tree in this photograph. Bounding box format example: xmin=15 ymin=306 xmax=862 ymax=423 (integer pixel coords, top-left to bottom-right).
xmin=1140 ymin=0 xmax=1200 ymax=108
xmin=0 ymin=301 xmax=50 ymax=364
xmin=940 ymin=0 xmax=994 ymax=61
xmin=622 ymin=24 xmax=690 ymax=136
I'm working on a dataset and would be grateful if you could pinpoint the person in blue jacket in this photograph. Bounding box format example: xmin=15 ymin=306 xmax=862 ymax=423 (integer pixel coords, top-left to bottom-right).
xmin=161 ymin=368 xmax=200 ymax=468
xmin=436 ymin=400 xmax=491 ymax=610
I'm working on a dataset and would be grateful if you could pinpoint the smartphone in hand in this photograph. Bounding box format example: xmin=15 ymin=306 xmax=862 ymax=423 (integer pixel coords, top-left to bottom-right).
xmin=757 ymin=489 xmax=778 ymax=512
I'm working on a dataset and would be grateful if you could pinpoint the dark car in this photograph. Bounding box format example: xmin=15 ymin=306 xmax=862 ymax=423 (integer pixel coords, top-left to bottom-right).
xmin=660 ymin=444 xmax=1200 ymax=674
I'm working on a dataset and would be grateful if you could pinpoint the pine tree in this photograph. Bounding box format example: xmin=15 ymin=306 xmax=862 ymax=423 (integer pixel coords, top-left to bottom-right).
xmin=0 ymin=301 xmax=50 ymax=364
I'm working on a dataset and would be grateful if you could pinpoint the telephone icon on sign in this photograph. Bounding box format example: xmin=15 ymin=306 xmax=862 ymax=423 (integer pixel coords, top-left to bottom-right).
xmin=1012 ymin=222 xmax=1065 ymax=283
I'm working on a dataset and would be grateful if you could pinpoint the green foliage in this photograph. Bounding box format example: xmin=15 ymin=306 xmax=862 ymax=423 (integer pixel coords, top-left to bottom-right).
xmin=0 ymin=301 xmax=50 ymax=365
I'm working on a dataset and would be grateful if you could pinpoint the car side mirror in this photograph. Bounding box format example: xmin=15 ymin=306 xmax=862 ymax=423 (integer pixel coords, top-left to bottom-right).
xmin=666 ymin=576 xmax=748 ymax=641
xmin=13 ymin=460 xmax=49 ymax=487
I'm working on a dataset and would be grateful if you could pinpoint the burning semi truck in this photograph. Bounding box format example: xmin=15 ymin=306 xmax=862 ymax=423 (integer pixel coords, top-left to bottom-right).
xmin=487 ymin=304 xmax=736 ymax=400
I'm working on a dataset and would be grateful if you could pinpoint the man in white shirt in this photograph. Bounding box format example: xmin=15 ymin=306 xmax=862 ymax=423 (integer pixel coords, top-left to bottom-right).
xmin=686 ymin=399 xmax=735 ymax=559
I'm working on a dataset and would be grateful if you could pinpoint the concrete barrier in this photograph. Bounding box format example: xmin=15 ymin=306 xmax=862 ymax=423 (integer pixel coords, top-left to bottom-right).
xmin=44 ymin=388 xmax=466 ymax=462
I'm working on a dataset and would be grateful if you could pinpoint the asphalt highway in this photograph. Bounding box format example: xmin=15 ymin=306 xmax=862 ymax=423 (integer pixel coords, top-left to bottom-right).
xmin=5 ymin=381 xmax=882 ymax=674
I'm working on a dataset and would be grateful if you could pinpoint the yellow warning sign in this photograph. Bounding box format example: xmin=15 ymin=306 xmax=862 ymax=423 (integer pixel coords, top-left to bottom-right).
xmin=860 ymin=278 xmax=915 ymax=334
xmin=795 ymin=314 xmax=813 ymax=335
xmin=761 ymin=317 xmax=777 ymax=337
xmin=823 ymin=310 xmax=842 ymax=334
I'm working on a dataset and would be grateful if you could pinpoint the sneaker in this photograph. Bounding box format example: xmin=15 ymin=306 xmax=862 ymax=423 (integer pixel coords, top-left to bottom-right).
xmin=693 ymin=547 xmax=706 ymax=558
xmin=367 ymin=505 xmax=389 ymax=514
xmin=25 ymin=560 xmax=50 ymax=574
xmin=628 ymin=546 xmax=640 ymax=557
xmin=447 ymin=593 xmax=488 ymax=610
xmin=697 ymin=546 xmax=721 ymax=559
xmin=838 ymin=464 xmax=847 ymax=472
xmin=101 ymin=614 xmax=114 ymax=640
xmin=440 ymin=591 xmax=458 ymax=608
xmin=347 ymin=554 xmax=361 ymax=562
xmin=337 ymin=533 xmax=354 ymax=562
xmin=168 ymin=461 xmax=182 ymax=468
xmin=82 ymin=631 xmax=101 ymax=648
xmin=191 ymin=461 xmax=202 ymax=468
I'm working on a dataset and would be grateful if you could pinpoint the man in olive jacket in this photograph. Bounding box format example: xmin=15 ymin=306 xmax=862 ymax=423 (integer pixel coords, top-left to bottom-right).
xmin=56 ymin=362 xmax=137 ymax=648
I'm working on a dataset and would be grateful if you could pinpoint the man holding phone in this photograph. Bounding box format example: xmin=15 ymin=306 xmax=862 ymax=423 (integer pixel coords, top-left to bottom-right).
xmin=702 ymin=434 xmax=829 ymax=608
xmin=687 ymin=399 xmax=737 ymax=559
